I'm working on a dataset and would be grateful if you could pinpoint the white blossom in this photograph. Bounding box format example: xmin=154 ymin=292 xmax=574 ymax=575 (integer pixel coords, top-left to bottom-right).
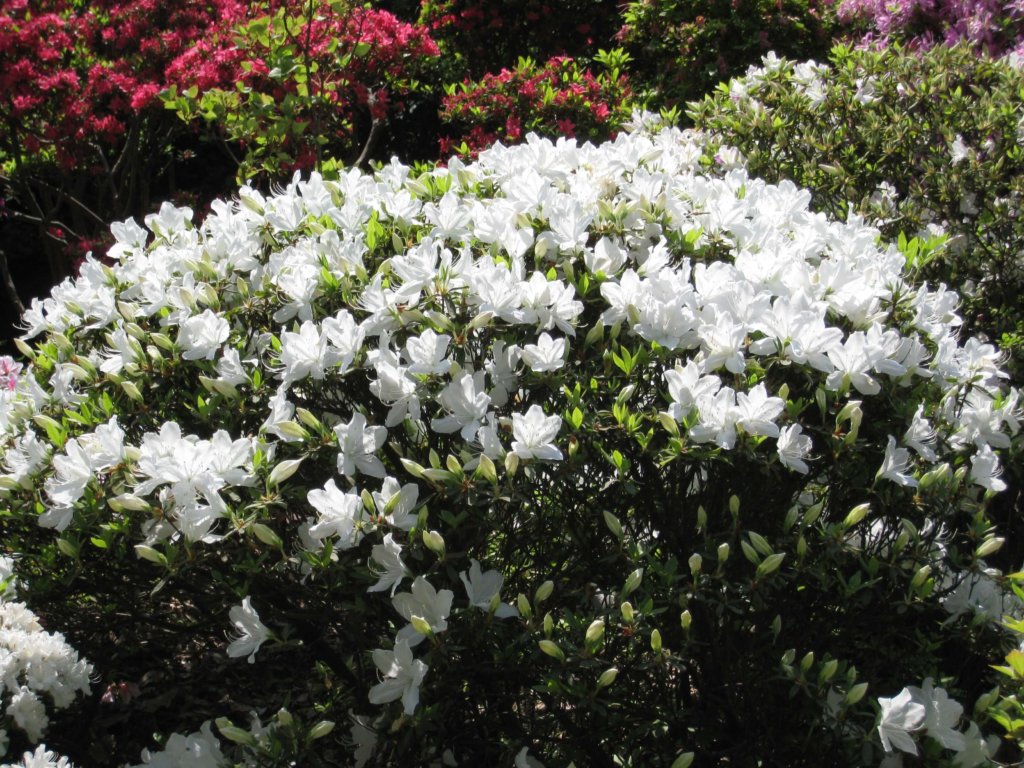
xmin=226 ymin=597 xmax=270 ymax=664
xmin=877 ymin=688 xmax=925 ymax=755
xmin=511 ymin=406 xmax=563 ymax=461
xmin=368 ymin=640 xmax=428 ymax=715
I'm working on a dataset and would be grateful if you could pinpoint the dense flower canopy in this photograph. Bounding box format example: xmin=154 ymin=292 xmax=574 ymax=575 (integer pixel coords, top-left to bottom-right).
xmin=0 ymin=120 xmax=1019 ymax=764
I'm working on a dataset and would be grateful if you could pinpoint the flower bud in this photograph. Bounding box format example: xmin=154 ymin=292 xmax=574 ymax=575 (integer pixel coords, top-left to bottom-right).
xmin=842 ymin=503 xmax=870 ymax=529
xmin=620 ymin=601 xmax=634 ymax=623
xmin=650 ymin=628 xmax=663 ymax=654
xmin=717 ymin=542 xmax=730 ymax=563
xmin=518 ymin=593 xmax=532 ymax=619
xmin=535 ymin=580 xmax=554 ymax=604
xmin=422 ymin=529 xmax=445 ymax=555
xmin=538 ymin=640 xmax=564 ymax=661
xmin=819 ymin=659 xmax=838 ymax=682
xmin=845 ymin=682 xmax=869 ymax=705
xmin=597 ymin=667 xmax=619 ymax=689
xmin=585 ymin=619 xmax=605 ymax=646
xmin=308 ymin=720 xmax=335 ymax=740
xmin=680 ymin=610 xmax=692 ymax=631
xmin=976 ymin=537 xmax=1005 ymax=559
xmin=910 ymin=564 xmax=932 ymax=589
xmin=688 ymin=553 xmax=702 ymax=575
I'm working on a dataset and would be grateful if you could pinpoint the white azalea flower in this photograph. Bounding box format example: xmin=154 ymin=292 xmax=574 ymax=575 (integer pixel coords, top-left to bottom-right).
xmin=877 ymin=436 xmax=917 ymax=488
xmin=226 ymin=597 xmax=270 ymax=664
xmin=279 ymin=321 xmax=330 ymax=385
xmin=368 ymin=640 xmax=428 ymax=715
xmin=307 ymin=479 xmax=366 ymax=549
xmin=903 ymin=404 xmax=937 ymax=461
xmin=521 ymin=333 xmax=567 ymax=373
xmin=734 ymin=383 xmax=784 ymax=438
xmin=776 ymin=424 xmax=812 ymax=474
xmin=392 ymin=576 xmax=454 ymax=646
xmin=367 ymin=533 xmax=409 ymax=595
xmin=334 ymin=413 xmax=387 ymax=480
xmin=460 ymin=559 xmax=518 ymax=618
xmin=432 ymin=372 xmax=492 ymax=441
xmin=970 ymin=444 xmax=1006 ymax=492
xmin=877 ymin=688 xmax=925 ymax=755
xmin=511 ymin=405 xmax=563 ymax=461
xmin=906 ymin=678 xmax=964 ymax=751
xmin=373 ymin=477 xmax=419 ymax=531
xmin=404 ymin=329 xmax=451 ymax=376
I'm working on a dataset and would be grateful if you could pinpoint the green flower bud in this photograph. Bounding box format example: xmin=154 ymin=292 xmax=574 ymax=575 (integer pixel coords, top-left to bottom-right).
xmin=597 ymin=667 xmax=619 ymax=689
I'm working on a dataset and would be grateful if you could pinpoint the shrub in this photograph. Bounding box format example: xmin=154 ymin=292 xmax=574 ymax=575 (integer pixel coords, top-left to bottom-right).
xmin=162 ymin=1 xmax=440 ymax=182
xmin=438 ymin=52 xmax=634 ymax=157
xmin=837 ymin=0 xmax=1024 ymax=56
xmin=616 ymin=0 xmax=837 ymax=109
xmin=0 ymin=123 xmax=1020 ymax=765
xmin=0 ymin=0 xmax=247 ymax=278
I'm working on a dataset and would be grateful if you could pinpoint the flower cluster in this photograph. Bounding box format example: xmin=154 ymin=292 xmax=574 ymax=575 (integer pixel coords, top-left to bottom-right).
xmin=689 ymin=45 xmax=1024 ymax=384
xmin=877 ymin=679 xmax=998 ymax=763
xmin=838 ymin=0 xmax=1024 ymax=56
xmin=439 ymin=55 xmax=631 ymax=156
xmin=0 ymin=0 xmax=246 ymax=167
xmin=0 ymin=559 xmax=92 ymax=759
xmin=1 ymin=121 xmax=1020 ymax=764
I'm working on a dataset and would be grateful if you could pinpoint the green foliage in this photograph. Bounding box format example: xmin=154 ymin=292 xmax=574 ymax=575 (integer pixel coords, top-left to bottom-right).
xmin=618 ymin=0 xmax=838 ymax=109
xmin=161 ymin=1 xmax=440 ymax=183
xmin=418 ymin=0 xmax=623 ymax=79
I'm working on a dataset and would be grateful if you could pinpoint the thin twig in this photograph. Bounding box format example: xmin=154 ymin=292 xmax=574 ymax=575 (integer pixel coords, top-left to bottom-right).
xmin=0 ymin=174 xmax=108 ymax=227
xmin=354 ymin=117 xmax=383 ymax=168
xmin=0 ymin=245 xmax=25 ymax=320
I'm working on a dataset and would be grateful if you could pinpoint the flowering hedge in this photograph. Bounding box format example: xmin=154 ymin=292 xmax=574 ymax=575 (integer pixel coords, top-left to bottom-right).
xmin=0 ymin=122 xmax=1021 ymax=765
xmin=687 ymin=46 xmax=1024 ymax=564
xmin=438 ymin=53 xmax=633 ymax=157
xmin=0 ymin=0 xmax=248 ymax=279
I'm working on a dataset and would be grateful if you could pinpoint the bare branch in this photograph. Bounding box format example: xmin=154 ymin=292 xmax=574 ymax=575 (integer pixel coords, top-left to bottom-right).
xmin=0 ymin=245 xmax=25 ymax=320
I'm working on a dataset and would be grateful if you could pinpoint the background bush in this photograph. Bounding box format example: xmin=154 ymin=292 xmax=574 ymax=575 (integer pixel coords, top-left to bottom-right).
xmin=837 ymin=0 xmax=1024 ymax=56
xmin=438 ymin=52 xmax=633 ymax=157
xmin=617 ymin=0 xmax=838 ymax=109
xmin=417 ymin=0 xmax=622 ymax=79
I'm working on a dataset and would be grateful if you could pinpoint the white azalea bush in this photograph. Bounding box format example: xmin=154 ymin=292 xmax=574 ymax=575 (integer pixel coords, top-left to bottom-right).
xmin=0 ymin=121 xmax=1021 ymax=765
